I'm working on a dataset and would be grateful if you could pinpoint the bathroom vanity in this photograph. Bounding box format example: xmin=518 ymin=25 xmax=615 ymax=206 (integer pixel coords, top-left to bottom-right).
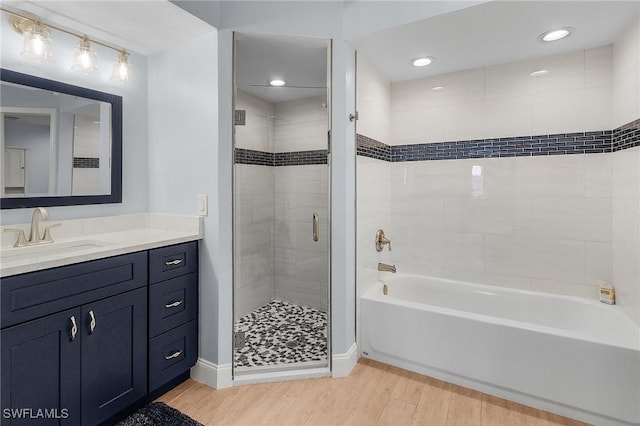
xmin=0 ymin=213 xmax=202 ymax=425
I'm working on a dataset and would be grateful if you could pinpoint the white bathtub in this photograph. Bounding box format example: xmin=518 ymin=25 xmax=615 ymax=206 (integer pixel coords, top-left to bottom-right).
xmin=361 ymin=275 xmax=640 ymax=426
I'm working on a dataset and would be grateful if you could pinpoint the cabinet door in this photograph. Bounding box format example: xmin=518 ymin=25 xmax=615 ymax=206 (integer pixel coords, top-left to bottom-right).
xmin=80 ymin=288 xmax=147 ymax=425
xmin=1 ymin=308 xmax=81 ymax=425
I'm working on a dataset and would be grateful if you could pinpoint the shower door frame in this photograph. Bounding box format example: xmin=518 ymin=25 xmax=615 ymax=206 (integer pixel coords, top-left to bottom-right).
xmin=230 ymin=32 xmax=333 ymax=379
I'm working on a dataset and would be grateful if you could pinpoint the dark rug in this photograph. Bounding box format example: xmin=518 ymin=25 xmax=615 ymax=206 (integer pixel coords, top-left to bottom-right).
xmin=116 ymin=402 xmax=202 ymax=426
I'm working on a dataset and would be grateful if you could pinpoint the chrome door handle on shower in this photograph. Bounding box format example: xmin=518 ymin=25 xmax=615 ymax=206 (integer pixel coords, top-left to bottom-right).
xmin=313 ymin=213 xmax=319 ymax=242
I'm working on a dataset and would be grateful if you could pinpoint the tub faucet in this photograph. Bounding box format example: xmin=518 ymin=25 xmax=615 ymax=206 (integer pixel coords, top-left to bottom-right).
xmin=378 ymin=262 xmax=396 ymax=273
xmin=375 ymin=229 xmax=392 ymax=252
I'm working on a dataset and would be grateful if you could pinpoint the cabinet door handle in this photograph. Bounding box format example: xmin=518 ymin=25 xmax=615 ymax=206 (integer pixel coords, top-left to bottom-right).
xmin=70 ymin=316 xmax=78 ymax=341
xmin=165 ymin=259 xmax=183 ymax=266
xmin=88 ymin=310 xmax=96 ymax=334
xmin=165 ymin=300 xmax=184 ymax=308
xmin=165 ymin=350 xmax=183 ymax=360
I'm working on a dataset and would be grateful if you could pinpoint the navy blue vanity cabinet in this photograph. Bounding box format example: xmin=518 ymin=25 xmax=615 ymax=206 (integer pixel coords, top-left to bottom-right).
xmin=148 ymin=242 xmax=198 ymax=392
xmin=1 ymin=308 xmax=81 ymax=425
xmin=0 ymin=252 xmax=147 ymax=425
xmin=81 ymin=287 xmax=147 ymax=425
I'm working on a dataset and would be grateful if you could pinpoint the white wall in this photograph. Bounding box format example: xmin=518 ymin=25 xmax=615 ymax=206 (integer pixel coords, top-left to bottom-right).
xmin=355 ymin=53 xmax=392 ymax=353
xmin=273 ymin=96 xmax=327 ymax=152
xmin=147 ymin=31 xmax=221 ymax=366
xmin=356 ymin=46 xmax=619 ymax=303
xmin=356 ymin=55 xmax=391 ymax=144
xmin=235 ymin=90 xmax=274 ymax=152
xmin=0 ymin=17 xmax=149 ymax=224
xmin=612 ymin=19 xmax=640 ymax=325
xmin=234 ymin=91 xmax=275 ymax=320
xmin=274 ymin=164 xmax=329 ymax=311
xmin=234 ymin=164 xmax=274 ymax=320
xmin=391 ymin=46 xmax=612 ymax=144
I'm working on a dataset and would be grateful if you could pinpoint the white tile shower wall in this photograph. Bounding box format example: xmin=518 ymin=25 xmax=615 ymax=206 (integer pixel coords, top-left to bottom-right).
xmin=389 ymin=155 xmax=613 ymax=297
xmin=356 ymin=55 xmax=391 ymax=144
xmin=355 ymin=53 xmax=393 ymax=304
xmin=274 ymin=165 xmax=329 ymax=311
xmin=613 ymin=20 xmax=640 ymax=128
xmin=391 ymin=46 xmax=613 ymax=144
xmin=612 ymin=18 xmax=640 ymax=325
xmin=273 ymin=96 xmax=328 ymax=152
xmin=357 ymin=156 xmax=393 ymax=300
xmin=235 ymin=90 xmax=274 ymax=152
xmin=234 ymin=164 xmax=275 ymax=321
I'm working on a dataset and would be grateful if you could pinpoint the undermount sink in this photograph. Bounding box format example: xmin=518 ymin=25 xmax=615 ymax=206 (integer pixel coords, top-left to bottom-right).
xmin=0 ymin=240 xmax=112 ymax=260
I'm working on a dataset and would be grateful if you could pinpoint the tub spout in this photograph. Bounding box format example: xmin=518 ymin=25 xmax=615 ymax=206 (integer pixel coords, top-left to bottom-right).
xmin=378 ymin=262 xmax=396 ymax=273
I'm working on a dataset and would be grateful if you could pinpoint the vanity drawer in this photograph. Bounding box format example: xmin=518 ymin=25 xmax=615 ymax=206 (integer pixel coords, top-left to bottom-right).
xmin=1 ymin=252 xmax=147 ymax=328
xmin=149 ymin=320 xmax=198 ymax=392
xmin=148 ymin=242 xmax=198 ymax=284
xmin=149 ymin=273 xmax=198 ymax=337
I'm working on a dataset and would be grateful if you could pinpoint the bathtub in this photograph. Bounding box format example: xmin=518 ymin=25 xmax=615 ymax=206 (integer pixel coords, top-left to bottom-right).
xmin=361 ymin=275 xmax=640 ymax=426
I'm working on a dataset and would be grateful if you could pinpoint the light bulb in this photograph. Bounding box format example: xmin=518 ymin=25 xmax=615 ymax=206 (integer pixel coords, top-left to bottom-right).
xmin=20 ymin=21 xmax=53 ymax=63
xmin=111 ymin=50 xmax=132 ymax=83
xmin=71 ymin=36 xmax=99 ymax=75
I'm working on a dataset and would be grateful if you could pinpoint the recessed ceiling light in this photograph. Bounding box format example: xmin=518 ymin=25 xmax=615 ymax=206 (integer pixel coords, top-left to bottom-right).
xmin=269 ymin=79 xmax=286 ymax=86
xmin=411 ymin=57 xmax=434 ymax=67
xmin=431 ymin=86 xmax=444 ymax=91
xmin=529 ymin=69 xmax=549 ymax=77
xmin=539 ymin=27 xmax=574 ymax=42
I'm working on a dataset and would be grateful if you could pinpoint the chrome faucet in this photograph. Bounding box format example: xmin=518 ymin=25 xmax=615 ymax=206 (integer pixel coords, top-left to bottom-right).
xmin=29 ymin=207 xmax=49 ymax=243
xmin=3 ymin=207 xmax=59 ymax=247
xmin=378 ymin=262 xmax=396 ymax=273
xmin=375 ymin=229 xmax=392 ymax=252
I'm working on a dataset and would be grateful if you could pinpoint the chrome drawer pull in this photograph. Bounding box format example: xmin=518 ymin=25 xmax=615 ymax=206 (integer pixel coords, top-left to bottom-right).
xmin=70 ymin=316 xmax=78 ymax=341
xmin=165 ymin=259 xmax=183 ymax=266
xmin=165 ymin=300 xmax=183 ymax=308
xmin=165 ymin=350 xmax=183 ymax=360
xmin=88 ymin=310 xmax=96 ymax=334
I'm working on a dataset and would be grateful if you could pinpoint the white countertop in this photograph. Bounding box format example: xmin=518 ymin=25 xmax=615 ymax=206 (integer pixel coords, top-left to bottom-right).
xmin=0 ymin=213 xmax=203 ymax=277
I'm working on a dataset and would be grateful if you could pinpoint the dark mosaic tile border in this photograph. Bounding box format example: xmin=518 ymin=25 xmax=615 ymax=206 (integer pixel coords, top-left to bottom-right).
xmin=357 ymin=118 xmax=640 ymax=162
xmin=73 ymin=157 xmax=99 ymax=168
xmin=356 ymin=134 xmax=392 ymax=161
xmin=613 ymin=118 xmax=640 ymax=152
xmin=235 ymin=148 xmax=327 ymax=166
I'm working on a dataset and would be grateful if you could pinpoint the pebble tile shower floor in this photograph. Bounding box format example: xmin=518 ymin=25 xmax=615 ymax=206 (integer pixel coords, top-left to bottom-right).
xmin=234 ymin=300 xmax=328 ymax=368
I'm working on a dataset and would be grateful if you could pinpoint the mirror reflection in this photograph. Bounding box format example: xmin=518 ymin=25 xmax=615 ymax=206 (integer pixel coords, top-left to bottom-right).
xmin=1 ymin=80 xmax=111 ymax=199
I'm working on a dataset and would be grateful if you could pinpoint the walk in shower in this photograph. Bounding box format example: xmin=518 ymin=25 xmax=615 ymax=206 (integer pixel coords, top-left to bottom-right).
xmin=232 ymin=33 xmax=331 ymax=375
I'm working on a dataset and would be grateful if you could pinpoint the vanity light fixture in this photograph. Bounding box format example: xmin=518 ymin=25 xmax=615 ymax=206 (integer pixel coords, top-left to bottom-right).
xmin=71 ymin=36 xmax=99 ymax=75
xmin=2 ymin=7 xmax=132 ymax=83
xmin=539 ymin=27 xmax=574 ymax=42
xmin=529 ymin=69 xmax=549 ymax=77
xmin=111 ymin=49 xmax=131 ymax=82
xmin=411 ymin=57 xmax=434 ymax=67
xmin=269 ymin=79 xmax=286 ymax=86
xmin=20 ymin=20 xmax=54 ymax=63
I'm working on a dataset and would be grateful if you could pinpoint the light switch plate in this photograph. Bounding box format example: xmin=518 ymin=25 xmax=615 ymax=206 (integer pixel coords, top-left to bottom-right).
xmin=197 ymin=194 xmax=208 ymax=216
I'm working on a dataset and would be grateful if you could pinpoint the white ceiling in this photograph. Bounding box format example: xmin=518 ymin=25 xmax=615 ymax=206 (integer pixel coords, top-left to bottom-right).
xmin=349 ymin=1 xmax=640 ymax=83
xmin=2 ymin=0 xmax=216 ymax=56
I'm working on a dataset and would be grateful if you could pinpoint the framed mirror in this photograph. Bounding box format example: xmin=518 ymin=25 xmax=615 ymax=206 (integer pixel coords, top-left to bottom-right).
xmin=0 ymin=68 xmax=122 ymax=209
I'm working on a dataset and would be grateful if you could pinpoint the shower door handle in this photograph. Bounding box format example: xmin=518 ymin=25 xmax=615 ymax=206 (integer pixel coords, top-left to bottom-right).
xmin=313 ymin=213 xmax=319 ymax=242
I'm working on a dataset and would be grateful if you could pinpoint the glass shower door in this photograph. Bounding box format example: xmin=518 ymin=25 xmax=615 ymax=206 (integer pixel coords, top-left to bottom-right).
xmin=232 ymin=32 xmax=331 ymax=375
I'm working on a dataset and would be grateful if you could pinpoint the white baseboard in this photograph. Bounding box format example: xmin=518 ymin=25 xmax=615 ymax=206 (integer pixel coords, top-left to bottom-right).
xmin=190 ymin=358 xmax=233 ymax=389
xmin=332 ymin=342 xmax=358 ymax=378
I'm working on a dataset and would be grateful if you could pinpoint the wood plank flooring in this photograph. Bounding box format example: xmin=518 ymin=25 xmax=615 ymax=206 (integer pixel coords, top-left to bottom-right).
xmin=158 ymin=359 xmax=590 ymax=426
